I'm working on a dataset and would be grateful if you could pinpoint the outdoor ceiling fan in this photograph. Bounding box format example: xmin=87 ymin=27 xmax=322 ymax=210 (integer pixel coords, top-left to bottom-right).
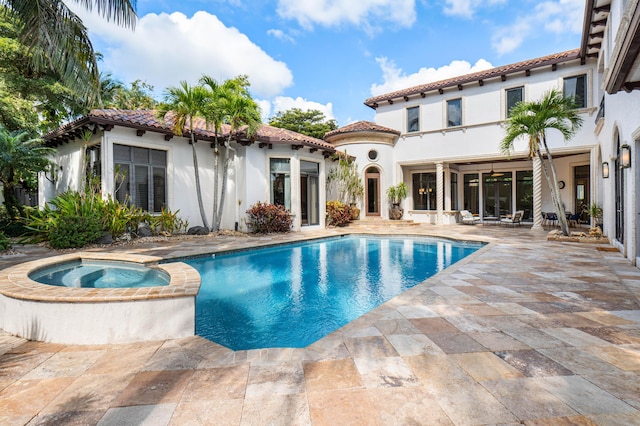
xmin=489 ymin=163 xmax=504 ymax=177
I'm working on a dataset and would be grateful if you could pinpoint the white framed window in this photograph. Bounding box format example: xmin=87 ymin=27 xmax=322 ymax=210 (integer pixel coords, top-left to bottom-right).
xmin=446 ymin=98 xmax=462 ymax=127
xmin=505 ymin=86 xmax=524 ymax=117
xmin=563 ymin=74 xmax=587 ymax=108
xmin=270 ymin=158 xmax=291 ymax=210
xmin=406 ymin=106 xmax=420 ymax=133
xmin=114 ymin=144 xmax=167 ymax=213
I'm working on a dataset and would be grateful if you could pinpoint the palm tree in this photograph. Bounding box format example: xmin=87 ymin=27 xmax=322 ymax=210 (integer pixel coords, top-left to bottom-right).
xmin=213 ymin=92 xmax=261 ymax=231
xmin=501 ymin=89 xmax=583 ymax=236
xmin=0 ymin=127 xmax=54 ymax=217
xmin=157 ymin=82 xmax=210 ymax=230
xmin=2 ymin=0 xmax=137 ymax=103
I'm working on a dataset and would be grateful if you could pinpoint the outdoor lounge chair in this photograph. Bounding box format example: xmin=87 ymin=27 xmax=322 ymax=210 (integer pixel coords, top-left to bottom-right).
xmin=500 ymin=210 xmax=524 ymax=227
xmin=460 ymin=210 xmax=481 ymax=225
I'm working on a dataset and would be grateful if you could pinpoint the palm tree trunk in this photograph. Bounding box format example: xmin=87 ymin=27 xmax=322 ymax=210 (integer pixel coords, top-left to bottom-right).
xmin=190 ymin=131 xmax=210 ymax=230
xmin=212 ymin=135 xmax=219 ymax=231
xmin=541 ymin=136 xmax=570 ymax=235
xmin=214 ymin=136 xmax=232 ymax=231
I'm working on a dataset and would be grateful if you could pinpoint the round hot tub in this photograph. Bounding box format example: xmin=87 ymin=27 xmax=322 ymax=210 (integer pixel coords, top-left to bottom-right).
xmin=0 ymin=252 xmax=201 ymax=345
xmin=29 ymin=259 xmax=170 ymax=289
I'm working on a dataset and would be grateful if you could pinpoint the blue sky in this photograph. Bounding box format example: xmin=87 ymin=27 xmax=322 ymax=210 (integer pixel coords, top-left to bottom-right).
xmin=73 ymin=0 xmax=585 ymax=127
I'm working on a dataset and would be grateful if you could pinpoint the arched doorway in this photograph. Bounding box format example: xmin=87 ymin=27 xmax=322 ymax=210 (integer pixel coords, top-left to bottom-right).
xmin=365 ymin=167 xmax=380 ymax=216
xmin=615 ymin=133 xmax=625 ymax=244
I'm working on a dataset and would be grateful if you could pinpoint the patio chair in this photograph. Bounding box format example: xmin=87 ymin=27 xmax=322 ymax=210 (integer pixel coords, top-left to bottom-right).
xmin=543 ymin=212 xmax=558 ymax=226
xmin=500 ymin=210 xmax=524 ymax=227
xmin=460 ymin=210 xmax=481 ymax=225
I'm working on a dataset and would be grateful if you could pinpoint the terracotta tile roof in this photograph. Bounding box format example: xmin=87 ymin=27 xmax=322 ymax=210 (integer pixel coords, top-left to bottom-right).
xmin=364 ymin=49 xmax=582 ymax=108
xmin=43 ymin=109 xmax=336 ymax=152
xmin=324 ymin=120 xmax=401 ymax=139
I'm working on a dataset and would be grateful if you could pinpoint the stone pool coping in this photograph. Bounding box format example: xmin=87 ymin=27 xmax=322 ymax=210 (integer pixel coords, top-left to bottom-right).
xmin=0 ymin=252 xmax=201 ymax=302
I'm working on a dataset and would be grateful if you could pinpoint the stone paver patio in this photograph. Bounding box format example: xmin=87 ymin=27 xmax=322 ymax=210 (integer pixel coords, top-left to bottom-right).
xmin=1 ymin=224 xmax=640 ymax=425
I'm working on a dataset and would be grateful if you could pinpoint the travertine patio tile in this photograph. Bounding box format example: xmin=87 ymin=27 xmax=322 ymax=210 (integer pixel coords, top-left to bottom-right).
xmin=142 ymin=342 xmax=203 ymax=371
xmin=374 ymin=318 xmax=422 ymax=335
xmin=396 ymin=304 xmax=439 ymax=318
xmin=303 ymin=358 xmax=362 ymax=392
xmin=181 ymin=365 xmax=249 ymax=401
xmin=22 ymin=350 xmax=104 ymax=379
xmin=39 ymin=372 xmax=134 ymax=415
xmin=589 ymin=411 xmax=640 ymax=425
xmin=541 ymin=327 xmax=612 ymax=347
xmin=482 ymin=378 xmax=577 ymax=420
xmin=343 ymin=336 xmax=399 ymax=358
xmin=0 ymin=377 xmax=75 ymax=420
xmin=494 ymin=350 xmax=574 ymax=377
xmin=245 ymin=362 xmax=305 ymax=397
xmin=582 ymin=345 xmax=640 ymax=371
xmin=427 ymin=332 xmax=488 ymax=353
xmin=86 ymin=345 xmax=161 ymax=375
xmin=170 ymin=400 xmax=243 ymax=426
xmin=468 ymin=331 xmax=531 ymax=351
xmin=27 ymin=410 xmax=105 ymax=425
xmin=307 ymin=388 xmax=379 ymax=425
xmin=451 ymin=352 xmax=523 ymax=381
xmin=537 ymin=376 xmax=635 ymax=415
xmin=114 ymin=370 xmax=194 ymax=406
xmin=498 ymin=322 xmax=570 ymax=349
xmin=369 ymin=387 xmax=453 ymax=425
xmin=386 ymin=333 xmax=444 ymax=356
xmin=409 ymin=317 xmax=459 ymax=334
xmin=97 ymin=403 xmax=176 ymax=426
xmin=576 ymin=311 xmax=636 ymax=326
xmin=458 ymin=303 xmax=506 ymax=316
xmin=538 ymin=346 xmax=618 ymax=376
xmin=578 ymin=326 xmax=640 ymax=345
xmin=353 ymin=356 xmax=419 ymax=388
xmin=488 ymin=302 xmax=540 ymax=315
xmin=241 ymin=394 xmax=311 ymax=426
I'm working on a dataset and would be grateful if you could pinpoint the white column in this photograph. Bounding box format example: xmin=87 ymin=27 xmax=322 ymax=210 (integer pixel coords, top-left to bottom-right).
xmin=531 ymin=156 xmax=544 ymax=231
xmin=436 ymin=161 xmax=444 ymax=224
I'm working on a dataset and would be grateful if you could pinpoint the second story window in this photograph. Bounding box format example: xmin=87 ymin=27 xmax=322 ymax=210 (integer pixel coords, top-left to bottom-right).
xmin=563 ymin=74 xmax=587 ymax=108
xmin=447 ymin=98 xmax=462 ymax=127
xmin=407 ymin=106 xmax=419 ymax=132
xmin=506 ymin=86 xmax=523 ymax=117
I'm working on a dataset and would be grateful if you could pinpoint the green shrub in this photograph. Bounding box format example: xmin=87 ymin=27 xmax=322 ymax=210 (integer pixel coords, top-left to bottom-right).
xmin=149 ymin=208 xmax=189 ymax=234
xmin=326 ymin=200 xmax=352 ymax=227
xmin=0 ymin=231 xmax=10 ymax=251
xmin=246 ymin=202 xmax=293 ymax=233
xmin=48 ymin=215 xmax=104 ymax=249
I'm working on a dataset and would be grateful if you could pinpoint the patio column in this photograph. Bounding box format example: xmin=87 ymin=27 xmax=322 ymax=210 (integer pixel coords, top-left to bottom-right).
xmin=436 ymin=161 xmax=444 ymax=224
xmin=532 ymin=156 xmax=544 ymax=231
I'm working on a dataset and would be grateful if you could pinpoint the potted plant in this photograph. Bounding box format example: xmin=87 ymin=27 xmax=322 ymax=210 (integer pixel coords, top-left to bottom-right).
xmin=387 ymin=182 xmax=408 ymax=220
xmin=589 ymin=202 xmax=603 ymax=231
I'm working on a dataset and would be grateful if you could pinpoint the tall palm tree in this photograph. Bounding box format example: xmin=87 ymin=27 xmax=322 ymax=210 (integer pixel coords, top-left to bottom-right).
xmin=501 ymin=89 xmax=583 ymax=236
xmin=2 ymin=0 xmax=137 ymax=103
xmin=157 ymin=82 xmax=210 ymax=230
xmin=199 ymin=75 xmax=251 ymax=230
xmin=213 ymin=92 xmax=261 ymax=231
xmin=0 ymin=127 xmax=54 ymax=217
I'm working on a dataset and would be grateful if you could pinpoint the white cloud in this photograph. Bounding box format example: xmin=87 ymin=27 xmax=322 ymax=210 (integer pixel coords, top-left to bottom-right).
xmin=370 ymin=57 xmax=493 ymax=96
xmin=267 ymin=28 xmax=295 ymax=43
xmin=276 ymin=0 xmax=416 ymax=32
xmin=491 ymin=0 xmax=584 ymax=55
xmin=269 ymin=96 xmax=334 ymax=119
xmin=443 ymin=0 xmax=507 ymax=19
xmin=73 ymin=8 xmax=293 ymax=98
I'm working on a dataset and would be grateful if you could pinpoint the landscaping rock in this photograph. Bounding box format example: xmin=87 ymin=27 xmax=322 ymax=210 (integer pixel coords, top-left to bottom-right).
xmin=94 ymin=232 xmax=113 ymax=245
xmin=137 ymin=223 xmax=153 ymax=238
xmin=187 ymin=226 xmax=209 ymax=235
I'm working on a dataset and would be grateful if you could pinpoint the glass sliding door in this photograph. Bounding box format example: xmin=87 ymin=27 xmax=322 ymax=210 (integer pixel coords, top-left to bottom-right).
xmin=270 ymin=158 xmax=291 ymax=210
xmin=366 ymin=167 xmax=380 ymax=216
xmin=516 ymin=171 xmax=533 ymax=220
xmin=300 ymin=161 xmax=319 ymax=226
xmin=463 ymin=173 xmax=479 ymax=214
xmin=483 ymin=173 xmax=512 ymax=217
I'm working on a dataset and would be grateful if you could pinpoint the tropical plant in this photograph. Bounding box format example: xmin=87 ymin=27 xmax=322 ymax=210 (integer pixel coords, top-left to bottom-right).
xmin=1 ymin=0 xmax=137 ymax=104
xmin=0 ymin=230 xmax=10 ymax=251
xmin=326 ymin=200 xmax=352 ymax=227
xmin=0 ymin=127 xmax=54 ymax=218
xmin=589 ymin=202 xmax=603 ymax=225
xmin=501 ymin=89 xmax=583 ymax=236
xmin=269 ymin=108 xmax=338 ymax=139
xmin=157 ymin=82 xmax=210 ymax=230
xmin=387 ymin=182 xmax=408 ymax=206
xmin=327 ymin=154 xmax=364 ymax=206
xmin=214 ymin=87 xmax=261 ymax=231
xmin=246 ymin=201 xmax=293 ymax=233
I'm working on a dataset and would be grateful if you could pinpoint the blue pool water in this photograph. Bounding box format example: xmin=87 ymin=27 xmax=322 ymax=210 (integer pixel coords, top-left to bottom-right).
xmin=30 ymin=261 xmax=170 ymax=288
xmin=186 ymin=236 xmax=483 ymax=350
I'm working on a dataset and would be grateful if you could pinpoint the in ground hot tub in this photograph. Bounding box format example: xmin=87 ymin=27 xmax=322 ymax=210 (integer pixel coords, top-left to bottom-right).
xmin=0 ymin=252 xmax=201 ymax=344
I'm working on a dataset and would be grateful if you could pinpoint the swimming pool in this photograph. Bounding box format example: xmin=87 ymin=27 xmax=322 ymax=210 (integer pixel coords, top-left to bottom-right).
xmin=186 ymin=235 xmax=483 ymax=350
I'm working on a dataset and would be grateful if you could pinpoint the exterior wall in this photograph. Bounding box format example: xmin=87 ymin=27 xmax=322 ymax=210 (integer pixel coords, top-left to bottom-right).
xmin=594 ymin=0 xmax=640 ymax=264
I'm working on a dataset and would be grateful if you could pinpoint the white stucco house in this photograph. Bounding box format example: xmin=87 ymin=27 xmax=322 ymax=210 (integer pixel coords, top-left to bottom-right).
xmin=40 ymin=0 xmax=640 ymax=265
xmin=41 ymin=110 xmax=339 ymax=232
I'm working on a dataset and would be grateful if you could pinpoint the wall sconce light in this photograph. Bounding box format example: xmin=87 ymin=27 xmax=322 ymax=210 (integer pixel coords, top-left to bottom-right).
xmin=602 ymin=161 xmax=609 ymax=178
xmin=620 ymin=144 xmax=631 ymax=168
